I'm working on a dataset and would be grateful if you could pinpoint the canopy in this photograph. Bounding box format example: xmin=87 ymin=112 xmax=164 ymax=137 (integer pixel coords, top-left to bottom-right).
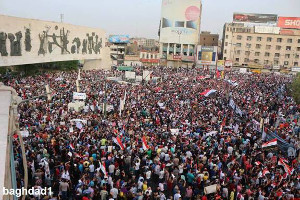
xmin=117 ymin=66 xmax=134 ymax=71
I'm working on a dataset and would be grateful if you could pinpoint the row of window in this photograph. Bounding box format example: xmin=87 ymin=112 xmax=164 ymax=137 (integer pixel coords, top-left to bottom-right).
xmin=225 ymin=43 xmax=300 ymax=51
xmin=141 ymin=54 xmax=158 ymax=59
xmin=226 ymin=35 xmax=300 ymax=44
xmin=224 ymin=49 xmax=300 ymax=58
xmin=233 ymin=58 xmax=298 ymax=66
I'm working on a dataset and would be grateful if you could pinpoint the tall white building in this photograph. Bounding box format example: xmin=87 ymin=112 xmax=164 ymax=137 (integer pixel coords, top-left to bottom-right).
xmin=158 ymin=0 xmax=202 ymax=67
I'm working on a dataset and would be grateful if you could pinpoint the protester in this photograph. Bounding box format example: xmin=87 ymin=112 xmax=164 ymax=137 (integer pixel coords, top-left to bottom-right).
xmin=4 ymin=67 xmax=299 ymax=200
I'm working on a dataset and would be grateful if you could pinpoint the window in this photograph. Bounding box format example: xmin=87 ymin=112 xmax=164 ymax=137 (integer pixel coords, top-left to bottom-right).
xmin=277 ymin=38 xmax=282 ymax=42
xmin=244 ymin=58 xmax=249 ymax=62
xmin=256 ymin=44 xmax=261 ymax=49
xmin=246 ymin=43 xmax=251 ymax=48
xmin=275 ymin=53 xmax=280 ymax=57
xmin=265 ymin=52 xmax=270 ymax=57
xmin=236 ymin=50 xmax=241 ymax=55
xmin=297 ymin=47 xmax=300 ymax=51
xmin=294 ymin=62 xmax=298 ymax=66
xmin=276 ymin=45 xmax=281 ymax=50
xmin=247 ymin=36 xmax=252 ymax=41
xmin=162 ymin=18 xmax=172 ymax=28
xmin=254 ymin=59 xmax=260 ymax=63
xmin=284 ymin=61 xmax=289 ymax=65
xmin=286 ymin=46 xmax=291 ymax=51
xmin=226 ymin=35 xmax=228 ymax=39
xmin=266 ymin=45 xmax=271 ymax=50
xmin=298 ymin=39 xmax=300 ymax=43
xmin=255 ymin=52 xmax=260 ymax=56
xmin=287 ymin=39 xmax=292 ymax=43
xmin=295 ymin=54 xmax=299 ymax=59
xmin=257 ymin=37 xmax=262 ymax=41
xmin=267 ymin=37 xmax=272 ymax=42
xmin=264 ymin=60 xmax=269 ymax=65
xmin=245 ymin=51 xmax=250 ymax=56
xmin=225 ymin=42 xmax=228 ymax=46
xmin=235 ymin=58 xmax=239 ymax=62
xmin=274 ymin=60 xmax=279 ymax=65
xmin=175 ymin=21 xmax=185 ymax=27
xmin=224 ymin=50 xmax=227 ymax=54
xmin=186 ymin=21 xmax=197 ymax=29
xmin=236 ymin=43 xmax=242 ymax=47
xmin=237 ymin=35 xmax=242 ymax=40
xmin=285 ymin=54 xmax=290 ymax=59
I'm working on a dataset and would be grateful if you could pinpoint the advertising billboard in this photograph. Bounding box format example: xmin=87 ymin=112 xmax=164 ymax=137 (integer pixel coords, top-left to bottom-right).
xmin=159 ymin=0 xmax=201 ymax=44
xmin=278 ymin=17 xmax=300 ymax=29
xmin=233 ymin=13 xmax=278 ymax=25
xmin=254 ymin=26 xmax=280 ymax=34
xmin=108 ymin=35 xmax=130 ymax=43
xmin=196 ymin=46 xmax=217 ymax=65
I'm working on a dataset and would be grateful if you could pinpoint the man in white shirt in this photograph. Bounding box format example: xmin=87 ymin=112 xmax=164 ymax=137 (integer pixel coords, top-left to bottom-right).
xmin=174 ymin=190 xmax=181 ymax=200
xmin=108 ymin=163 xmax=115 ymax=176
xmin=110 ymin=187 xmax=118 ymax=199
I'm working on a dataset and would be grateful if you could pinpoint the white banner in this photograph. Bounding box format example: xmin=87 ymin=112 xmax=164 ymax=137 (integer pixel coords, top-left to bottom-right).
xmin=73 ymin=92 xmax=87 ymax=100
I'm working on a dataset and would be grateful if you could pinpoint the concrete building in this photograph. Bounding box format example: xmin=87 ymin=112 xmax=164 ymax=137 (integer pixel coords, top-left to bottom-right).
xmin=222 ymin=14 xmax=300 ymax=69
xmin=199 ymin=31 xmax=219 ymax=46
xmin=159 ymin=0 xmax=202 ymax=68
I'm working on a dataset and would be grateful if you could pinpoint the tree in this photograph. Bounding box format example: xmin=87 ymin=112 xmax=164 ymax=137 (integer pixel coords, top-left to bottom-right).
xmin=291 ymin=73 xmax=300 ymax=104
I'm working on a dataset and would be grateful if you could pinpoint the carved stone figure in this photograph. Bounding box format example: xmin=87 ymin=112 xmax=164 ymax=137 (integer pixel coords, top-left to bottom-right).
xmin=0 ymin=32 xmax=8 ymax=56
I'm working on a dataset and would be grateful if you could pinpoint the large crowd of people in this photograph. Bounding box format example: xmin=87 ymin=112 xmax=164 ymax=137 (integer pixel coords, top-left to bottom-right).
xmin=3 ymin=67 xmax=300 ymax=200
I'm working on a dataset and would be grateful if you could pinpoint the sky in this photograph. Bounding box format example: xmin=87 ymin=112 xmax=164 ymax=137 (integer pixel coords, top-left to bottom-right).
xmin=0 ymin=0 xmax=299 ymax=39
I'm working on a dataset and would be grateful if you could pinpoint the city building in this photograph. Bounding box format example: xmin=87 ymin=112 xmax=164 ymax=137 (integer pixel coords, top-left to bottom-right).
xmin=222 ymin=13 xmax=300 ymax=70
xmin=199 ymin=31 xmax=219 ymax=46
xmin=107 ymin=35 xmax=130 ymax=65
xmin=140 ymin=50 xmax=160 ymax=66
xmin=159 ymin=0 xmax=202 ymax=68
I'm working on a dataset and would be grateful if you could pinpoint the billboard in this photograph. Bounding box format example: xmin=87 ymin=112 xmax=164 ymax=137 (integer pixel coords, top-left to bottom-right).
xmin=159 ymin=0 xmax=201 ymax=44
xmin=196 ymin=46 xmax=217 ymax=65
xmin=0 ymin=15 xmax=105 ymax=67
xmin=278 ymin=17 xmax=300 ymax=29
xmin=233 ymin=13 xmax=278 ymax=25
xmin=254 ymin=26 xmax=280 ymax=34
xmin=108 ymin=35 xmax=130 ymax=43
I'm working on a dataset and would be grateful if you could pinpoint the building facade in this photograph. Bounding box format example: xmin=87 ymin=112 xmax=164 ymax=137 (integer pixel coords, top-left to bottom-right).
xmin=199 ymin=31 xmax=219 ymax=46
xmin=159 ymin=0 xmax=202 ymax=68
xmin=222 ymin=14 xmax=300 ymax=69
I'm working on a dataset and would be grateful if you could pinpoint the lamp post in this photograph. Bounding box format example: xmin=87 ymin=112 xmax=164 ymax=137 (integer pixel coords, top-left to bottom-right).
xmin=176 ymin=30 xmax=183 ymax=72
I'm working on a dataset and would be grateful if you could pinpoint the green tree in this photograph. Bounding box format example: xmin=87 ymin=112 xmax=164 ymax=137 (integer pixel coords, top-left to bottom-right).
xmin=291 ymin=73 xmax=300 ymax=104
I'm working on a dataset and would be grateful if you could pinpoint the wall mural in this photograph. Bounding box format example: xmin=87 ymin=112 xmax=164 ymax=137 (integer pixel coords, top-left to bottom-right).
xmin=0 ymin=25 xmax=103 ymax=57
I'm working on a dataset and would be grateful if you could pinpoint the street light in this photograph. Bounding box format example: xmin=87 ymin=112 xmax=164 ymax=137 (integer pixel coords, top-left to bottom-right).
xmin=175 ymin=30 xmax=183 ymax=71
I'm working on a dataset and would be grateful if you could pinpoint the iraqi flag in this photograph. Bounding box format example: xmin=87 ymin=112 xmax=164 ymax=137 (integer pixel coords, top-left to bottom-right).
xmin=220 ymin=117 xmax=226 ymax=132
xmin=262 ymin=168 xmax=270 ymax=176
xmin=142 ymin=136 xmax=149 ymax=151
xmin=99 ymin=162 xmax=107 ymax=176
xmin=200 ymin=89 xmax=217 ymax=97
xmin=216 ymin=70 xmax=220 ymax=79
xmin=113 ymin=137 xmax=125 ymax=150
xmin=278 ymin=158 xmax=294 ymax=175
xmin=69 ymin=143 xmax=75 ymax=151
xmin=262 ymin=139 xmax=277 ymax=148
xmin=255 ymin=161 xmax=262 ymax=166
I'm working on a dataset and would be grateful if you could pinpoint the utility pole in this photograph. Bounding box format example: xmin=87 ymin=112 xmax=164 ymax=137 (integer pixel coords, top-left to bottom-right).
xmin=103 ymin=76 xmax=107 ymax=119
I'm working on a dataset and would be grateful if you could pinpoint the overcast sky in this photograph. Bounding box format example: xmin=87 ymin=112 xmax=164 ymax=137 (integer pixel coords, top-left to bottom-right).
xmin=1 ymin=0 xmax=299 ymax=39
